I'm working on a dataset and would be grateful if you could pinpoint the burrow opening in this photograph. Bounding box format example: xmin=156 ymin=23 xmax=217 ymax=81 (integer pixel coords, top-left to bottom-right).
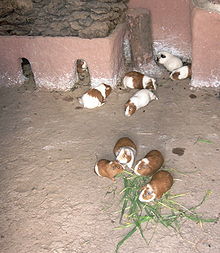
xmin=21 ymin=58 xmax=36 ymax=90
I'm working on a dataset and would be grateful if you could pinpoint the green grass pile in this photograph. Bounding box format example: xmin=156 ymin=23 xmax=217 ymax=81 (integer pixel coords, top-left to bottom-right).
xmin=114 ymin=171 xmax=218 ymax=253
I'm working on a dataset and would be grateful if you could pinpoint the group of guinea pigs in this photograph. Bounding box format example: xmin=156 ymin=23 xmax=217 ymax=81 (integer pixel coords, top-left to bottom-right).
xmin=77 ymin=51 xmax=191 ymax=117
xmin=95 ymin=137 xmax=173 ymax=203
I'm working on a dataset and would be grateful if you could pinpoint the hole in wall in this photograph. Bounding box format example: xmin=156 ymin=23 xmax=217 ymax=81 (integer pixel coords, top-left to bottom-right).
xmin=21 ymin=58 xmax=33 ymax=78
xmin=20 ymin=58 xmax=36 ymax=91
xmin=71 ymin=59 xmax=90 ymax=91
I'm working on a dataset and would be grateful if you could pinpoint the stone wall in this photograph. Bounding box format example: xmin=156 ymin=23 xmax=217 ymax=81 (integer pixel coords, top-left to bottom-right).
xmin=0 ymin=0 xmax=128 ymax=38
xmin=209 ymin=0 xmax=220 ymax=4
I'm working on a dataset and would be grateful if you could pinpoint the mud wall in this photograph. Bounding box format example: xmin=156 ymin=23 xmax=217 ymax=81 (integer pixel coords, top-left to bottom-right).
xmin=128 ymin=0 xmax=192 ymax=60
xmin=191 ymin=0 xmax=220 ymax=87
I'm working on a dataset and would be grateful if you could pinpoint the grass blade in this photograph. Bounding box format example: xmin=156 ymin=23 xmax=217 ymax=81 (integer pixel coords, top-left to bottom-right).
xmin=115 ymin=226 xmax=137 ymax=253
xmin=197 ymin=138 xmax=213 ymax=144
xmin=119 ymin=199 xmax=128 ymax=224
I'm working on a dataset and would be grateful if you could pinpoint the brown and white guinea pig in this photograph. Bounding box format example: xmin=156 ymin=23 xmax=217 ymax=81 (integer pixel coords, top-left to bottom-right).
xmin=124 ymin=89 xmax=158 ymax=117
xmin=76 ymin=59 xmax=88 ymax=77
xmin=139 ymin=170 xmax=173 ymax=203
xmin=156 ymin=51 xmax=183 ymax=72
xmin=94 ymin=159 xmax=124 ymax=181
xmin=78 ymin=83 xmax=112 ymax=109
xmin=123 ymin=71 xmax=157 ymax=90
xmin=134 ymin=150 xmax=164 ymax=176
xmin=170 ymin=64 xmax=192 ymax=80
xmin=113 ymin=137 xmax=137 ymax=169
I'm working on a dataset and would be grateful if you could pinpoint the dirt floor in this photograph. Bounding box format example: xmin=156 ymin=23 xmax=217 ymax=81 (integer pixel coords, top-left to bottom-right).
xmin=0 ymin=78 xmax=220 ymax=253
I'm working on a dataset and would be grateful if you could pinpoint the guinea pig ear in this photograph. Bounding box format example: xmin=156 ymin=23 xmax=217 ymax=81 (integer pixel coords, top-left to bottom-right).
xmin=124 ymin=100 xmax=130 ymax=108
xmin=104 ymin=84 xmax=111 ymax=90
xmin=129 ymin=103 xmax=136 ymax=115
xmin=140 ymin=185 xmax=147 ymax=191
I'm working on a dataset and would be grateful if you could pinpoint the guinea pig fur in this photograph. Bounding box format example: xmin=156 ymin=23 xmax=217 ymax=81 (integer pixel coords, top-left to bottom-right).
xmin=94 ymin=159 xmax=124 ymax=181
xmin=156 ymin=51 xmax=183 ymax=72
xmin=76 ymin=59 xmax=88 ymax=74
xmin=113 ymin=137 xmax=137 ymax=169
xmin=124 ymin=89 xmax=158 ymax=117
xmin=78 ymin=83 xmax=112 ymax=109
xmin=170 ymin=64 xmax=192 ymax=80
xmin=139 ymin=170 xmax=173 ymax=203
xmin=134 ymin=150 xmax=164 ymax=176
xmin=123 ymin=71 xmax=157 ymax=90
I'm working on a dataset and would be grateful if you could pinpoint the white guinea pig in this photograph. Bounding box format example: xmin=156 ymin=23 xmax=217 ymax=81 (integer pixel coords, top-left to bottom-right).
xmin=123 ymin=71 xmax=157 ymax=90
xmin=113 ymin=137 xmax=137 ymax=169
xmin=170 ymin=64 xmax=192 ymax=80
xmin=78 ymin=83 xmax=112 ymax=109
xmin=124 ymin=89 xmax=158 ymax=117
xmin=156 ymin=51 xmax=183 ymax=72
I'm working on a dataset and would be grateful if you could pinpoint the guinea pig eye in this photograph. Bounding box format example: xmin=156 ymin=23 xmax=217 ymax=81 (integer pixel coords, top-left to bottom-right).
xmin=161 ymin=54 xmax=166 ymax=58
xmin=112 ymin=165 xmax=117 ymax=170
xmin=112 ymin=164 xmax=120 ymax=170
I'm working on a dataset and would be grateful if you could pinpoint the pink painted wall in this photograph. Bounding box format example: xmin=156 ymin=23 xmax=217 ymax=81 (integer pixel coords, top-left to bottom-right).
xmin=128 ymin=0 xmax=192 ymax=59
xmin=0 ymin=24 xmax=126 ymax=89
xmin=191 ymin=7 xmax=220 ymax=87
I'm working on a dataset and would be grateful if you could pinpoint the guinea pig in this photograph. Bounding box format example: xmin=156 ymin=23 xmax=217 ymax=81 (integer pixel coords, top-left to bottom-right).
xmin=156 ymin=51 xmax=183 ymax=72
xmin=170 ymin=64 xmax=192 ymax=80
xmin=94 ymin=159 xmax=124 ymax=181
xmin=134 ymin=150 xmax=164 ymax=176
xmin=124 ymin=89 xmax=158 ymax=117
xmin=76 ymin=59 xmax=88 ymax=78
xmin=78 ymin=83 xmax=112 ymax=109
xmin=113 ymin=137 xmax=137 ymax=169
xmin=139 ymin=170 xmax=173 ymax=203
xmin=123 ymin=71 xmax=157 ymax=90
